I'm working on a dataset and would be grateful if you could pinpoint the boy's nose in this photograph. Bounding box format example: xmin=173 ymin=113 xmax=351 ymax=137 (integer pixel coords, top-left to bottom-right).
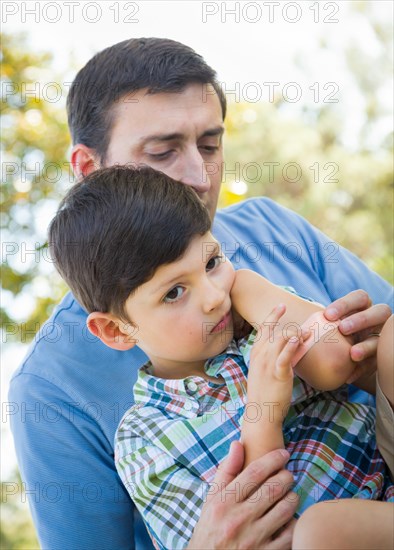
xmin=202 ymin=281 xmax=226 ymax=314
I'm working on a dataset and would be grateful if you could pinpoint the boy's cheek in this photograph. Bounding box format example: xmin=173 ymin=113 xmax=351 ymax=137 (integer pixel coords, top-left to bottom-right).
xmin=226 ymin=262 xmax=236 ymax=289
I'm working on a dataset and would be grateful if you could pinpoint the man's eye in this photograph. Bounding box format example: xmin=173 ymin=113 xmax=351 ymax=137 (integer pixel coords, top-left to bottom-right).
xmin=199 ymin=145 xmax=219 ymax=155
xmin=163 ymin=286 xmax=184 ymax=303
xmin=147 ymin=150 xmax=174 ymax=160
xmin=206 ymin=255 xmax=222 ymax=271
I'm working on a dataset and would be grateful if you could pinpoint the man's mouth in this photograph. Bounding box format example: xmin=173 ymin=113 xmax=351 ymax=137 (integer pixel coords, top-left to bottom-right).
xmin=211 ymin=310 xmax=232 ymax=333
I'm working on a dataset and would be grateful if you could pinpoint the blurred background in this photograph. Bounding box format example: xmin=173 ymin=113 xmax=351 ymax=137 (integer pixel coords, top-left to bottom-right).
xmin=1 ymin=0 xmax=393 ymax=546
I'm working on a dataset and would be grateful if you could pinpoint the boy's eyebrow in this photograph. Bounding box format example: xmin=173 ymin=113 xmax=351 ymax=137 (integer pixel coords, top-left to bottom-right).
xmin=138 ymin=126 xmax=225 ymax=146
xmin=152 ymin=242 xmax=221 ymax=295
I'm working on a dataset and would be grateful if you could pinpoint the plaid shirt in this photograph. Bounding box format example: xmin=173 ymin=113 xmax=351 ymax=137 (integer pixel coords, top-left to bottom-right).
xmin=115 ymin=331 xmax=394 ymax=550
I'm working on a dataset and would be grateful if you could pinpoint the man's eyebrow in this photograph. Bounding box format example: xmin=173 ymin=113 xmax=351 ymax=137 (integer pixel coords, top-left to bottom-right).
xmin=201 ymin=127 xmax=225 ymax=138
xmin=138 ymin=126 xmax=224 ymax=146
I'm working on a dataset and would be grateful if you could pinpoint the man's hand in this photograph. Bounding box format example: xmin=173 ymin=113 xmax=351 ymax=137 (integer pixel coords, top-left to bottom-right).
xmin=324 ymin=290 xmax=391 ymax=384
xmin=187 ymin=443 xmax=298 ymax=550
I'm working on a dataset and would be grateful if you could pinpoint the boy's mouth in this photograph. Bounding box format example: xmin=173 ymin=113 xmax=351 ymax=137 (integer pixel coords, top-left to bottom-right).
xmin=211 ymin=310 xmax=232 ymax=333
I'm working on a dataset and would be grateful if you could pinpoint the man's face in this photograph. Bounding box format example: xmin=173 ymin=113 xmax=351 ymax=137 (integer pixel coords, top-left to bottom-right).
xmin=104 ymin=83 xmax=224 ymax=218
xmin=123 ymin=232 xmax=235 ymax=379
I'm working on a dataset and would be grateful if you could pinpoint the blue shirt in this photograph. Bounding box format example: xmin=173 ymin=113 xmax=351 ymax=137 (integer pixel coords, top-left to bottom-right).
xmin=9 ymin=197 xmax=393 ymax=549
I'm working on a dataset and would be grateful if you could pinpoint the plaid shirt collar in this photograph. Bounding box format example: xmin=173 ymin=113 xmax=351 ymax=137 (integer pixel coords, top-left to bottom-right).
xmin=133 ymin=339 xmax=245 ymax=417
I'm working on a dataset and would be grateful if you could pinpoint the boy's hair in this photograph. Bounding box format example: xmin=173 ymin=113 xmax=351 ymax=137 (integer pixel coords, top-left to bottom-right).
xmin=66 ymin=37 xmax=226 ymax=162
xmin=48 ymin=166 xmax=211 ymax=320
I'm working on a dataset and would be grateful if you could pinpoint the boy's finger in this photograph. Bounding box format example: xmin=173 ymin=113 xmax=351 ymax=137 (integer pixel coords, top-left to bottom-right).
xmin=275 ymin=336 xmax=300 ymax=380
xmin=254 ymin=304 xmax=286 ymax=343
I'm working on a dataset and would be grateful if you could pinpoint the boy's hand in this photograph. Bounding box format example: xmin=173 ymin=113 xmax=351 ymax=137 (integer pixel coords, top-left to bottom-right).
xmin=247 ymin=304 xmax=307 ymax=424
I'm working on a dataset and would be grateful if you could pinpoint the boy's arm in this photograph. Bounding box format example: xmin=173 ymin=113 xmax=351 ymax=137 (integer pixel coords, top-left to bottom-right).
xmin=241 ymin=305 xmax=300 ymax=467
xmin=231 ymin=269 xmax=357 ymax=392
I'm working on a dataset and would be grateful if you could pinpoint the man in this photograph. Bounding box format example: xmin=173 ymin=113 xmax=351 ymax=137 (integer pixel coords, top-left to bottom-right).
xmin=10 ymin=38 xmax=392 ymax=549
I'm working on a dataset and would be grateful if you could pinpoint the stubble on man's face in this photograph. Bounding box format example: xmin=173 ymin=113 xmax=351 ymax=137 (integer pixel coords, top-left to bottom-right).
xmin=103 ymin=83 xmax=225 ymax=218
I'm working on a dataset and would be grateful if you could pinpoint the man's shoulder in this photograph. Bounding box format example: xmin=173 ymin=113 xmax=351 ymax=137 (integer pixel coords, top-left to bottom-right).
xmin=214 ymin=196 xmax=306 ymax=236
xmin=216 ymin=196 xmax=285 ymax=218
xmin=11 ymin=292 xmax=86 ymax=379
xmin=10 ymin=290 xmax=144 ymax=400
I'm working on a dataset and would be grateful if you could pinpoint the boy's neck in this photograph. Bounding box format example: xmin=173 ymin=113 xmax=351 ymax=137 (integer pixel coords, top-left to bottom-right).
xmin=148 ymin=360 xmax=224 ymax=385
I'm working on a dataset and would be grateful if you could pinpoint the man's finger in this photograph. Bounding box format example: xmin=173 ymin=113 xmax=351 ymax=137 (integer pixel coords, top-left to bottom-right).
xmin=266 ymin=518 xmax=297 ymax=550
xmin=207 ymin=440 xmax=244 ymax=501
xmin=223 ymin=449 xmax=291 ymax=502
xmin=338 ymin=303 xmax=391 ymax=336
xmin=242 ymin=467 xmax=294 ymax=507
xmin=324 ymin=289 xmax=372 ymax=321
xmin=258 ymin=495 xmax=299 ymax=548
xmin=351 ymin=335 xmax=380 ymax=362
xmin=346 ymin=355 xmax=377 ymax=384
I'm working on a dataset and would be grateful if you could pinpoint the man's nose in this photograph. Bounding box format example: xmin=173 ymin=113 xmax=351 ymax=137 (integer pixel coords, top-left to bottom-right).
xmin=179 ymin=149 xmax=211 ymax=194
xmin=201 ymin=279 xmax=226 ymax=314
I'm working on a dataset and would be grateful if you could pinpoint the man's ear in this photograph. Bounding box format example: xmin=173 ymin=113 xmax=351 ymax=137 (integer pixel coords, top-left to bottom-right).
xmin=71 ymin=144 xmax=101 ymax=180
xmin=87 ymin=312 xmax=138 ymax=351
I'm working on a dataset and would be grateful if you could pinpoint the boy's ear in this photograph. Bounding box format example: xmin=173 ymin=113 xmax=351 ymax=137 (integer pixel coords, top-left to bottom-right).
xmin=87 ymin=312 xmax=138 ymax=351
xmin=71 ymin=144 xmax=101 ymax=180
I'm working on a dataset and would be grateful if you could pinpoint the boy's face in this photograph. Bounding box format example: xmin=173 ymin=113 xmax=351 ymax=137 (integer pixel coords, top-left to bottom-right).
xmin=102 ymin=83 xmax=224 ymax=218
xmin=123 ymin=231 xmax=235 ymax=379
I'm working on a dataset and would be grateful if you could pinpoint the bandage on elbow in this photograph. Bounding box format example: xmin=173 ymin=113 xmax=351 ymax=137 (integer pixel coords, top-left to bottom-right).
xmin=290 ymin=310 xmax=341 ymax=368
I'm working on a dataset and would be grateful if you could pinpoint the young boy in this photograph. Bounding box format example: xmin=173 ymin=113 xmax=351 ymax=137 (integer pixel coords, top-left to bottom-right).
xmin=48 ymin=165 xmax=393 ymax=550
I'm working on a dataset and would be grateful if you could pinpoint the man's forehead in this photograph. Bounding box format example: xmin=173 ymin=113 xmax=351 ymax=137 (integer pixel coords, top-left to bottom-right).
xmin=112 ymin=84 xmax=222 ymax=120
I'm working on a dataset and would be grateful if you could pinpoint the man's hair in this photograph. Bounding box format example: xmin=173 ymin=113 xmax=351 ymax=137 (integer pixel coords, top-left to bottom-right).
xmin=66 ymin=37 xmax=226 ymax=162
xmin=48 ymin=166 xmax=211 ymax=320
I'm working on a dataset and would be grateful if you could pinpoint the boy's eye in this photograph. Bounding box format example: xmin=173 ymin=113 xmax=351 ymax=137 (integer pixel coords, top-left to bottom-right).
xmin=163 ymin=286 xmax=184 ymax=303
xmin=206 ymin=255 xmax=222 ymax=271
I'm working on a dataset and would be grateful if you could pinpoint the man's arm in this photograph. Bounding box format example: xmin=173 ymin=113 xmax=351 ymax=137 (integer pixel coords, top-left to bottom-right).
xmin=9 ymin=373 xmax=138 ymax=549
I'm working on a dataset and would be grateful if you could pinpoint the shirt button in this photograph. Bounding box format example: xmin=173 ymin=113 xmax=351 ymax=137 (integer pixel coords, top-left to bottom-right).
xmin=333 ymin=460 xmax=344 ymax=472
xmin=184 ymin=401 xmax=193 ymax=411
xmin=187 ymin=381 xmax=198 ymax=393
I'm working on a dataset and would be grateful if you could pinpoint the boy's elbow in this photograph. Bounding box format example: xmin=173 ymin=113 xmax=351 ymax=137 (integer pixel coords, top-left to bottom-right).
xmin=320 ymin=347 xmax=356 ymax=390
xmin=298 ymin=334 xmax=356 ymax=391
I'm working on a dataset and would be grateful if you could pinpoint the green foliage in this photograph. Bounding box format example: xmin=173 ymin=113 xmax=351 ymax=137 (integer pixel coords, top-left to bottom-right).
xmin=221 ymin=100 xmax=393 ymax=283
xmin=1 ymin=32 xmax=70 ymax=339
xmin=1 ymin=471 xmax=39 ymax=548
